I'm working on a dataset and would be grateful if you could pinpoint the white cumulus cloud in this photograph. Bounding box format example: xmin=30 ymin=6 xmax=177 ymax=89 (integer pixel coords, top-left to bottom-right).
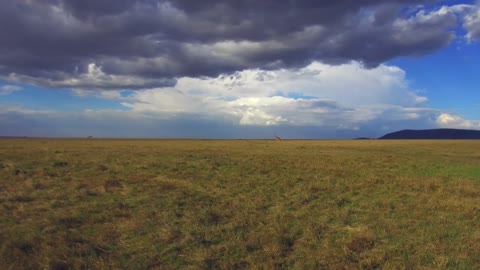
xmin=122 ymin=61 xmax=429 ymax=127
xmin=436 ymin=113 xmax=480 ymax=129
xmin=463 ymin=4 xmax=480 ymax=41
xmin=0 ymin=85 xmax=22 ymax=95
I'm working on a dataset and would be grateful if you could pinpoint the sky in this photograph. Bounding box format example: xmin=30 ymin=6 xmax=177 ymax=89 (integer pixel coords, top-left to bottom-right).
xmin=0 ymin=0 xmax=479 ymax=139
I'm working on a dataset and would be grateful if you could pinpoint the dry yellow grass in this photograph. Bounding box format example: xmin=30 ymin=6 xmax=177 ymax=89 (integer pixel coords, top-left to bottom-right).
xmin=1 ymin=139 xmax=480 ymax=269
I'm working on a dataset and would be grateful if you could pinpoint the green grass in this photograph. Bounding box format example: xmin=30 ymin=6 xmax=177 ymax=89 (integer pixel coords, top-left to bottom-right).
xmin=1 ymin=139 xmax=480 ymax=269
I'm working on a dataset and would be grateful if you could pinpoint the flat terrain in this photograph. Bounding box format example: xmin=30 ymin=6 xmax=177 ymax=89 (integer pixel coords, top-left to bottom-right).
xmin=1 ymin=139 xmax=480 ymax=269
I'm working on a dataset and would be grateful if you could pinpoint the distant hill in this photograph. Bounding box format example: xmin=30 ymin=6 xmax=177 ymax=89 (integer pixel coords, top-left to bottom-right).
xmin=354 ymin=137 xmax=374 ymax=140
xmin=379 ymin=128 xmax=480 ymax=140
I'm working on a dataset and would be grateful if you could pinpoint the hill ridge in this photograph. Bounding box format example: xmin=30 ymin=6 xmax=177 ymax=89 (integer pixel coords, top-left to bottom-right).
xmin=379 ymin=128 xmax=480 ymax=139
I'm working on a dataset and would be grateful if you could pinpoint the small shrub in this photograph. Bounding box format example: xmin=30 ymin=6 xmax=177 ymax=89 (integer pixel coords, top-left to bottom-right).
xmin=348 ymin=236 xmax=375 ymax=253
xmin=103 ymin=179 xmax=124 ymax=192
xmin=53 ymin=161 xmax=68 ymax=167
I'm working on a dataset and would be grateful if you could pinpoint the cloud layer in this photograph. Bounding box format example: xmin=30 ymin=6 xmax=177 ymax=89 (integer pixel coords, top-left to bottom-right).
xmin=121 ymin=61 xmax=430 ymax=128
xmin=1 ymin=1 xmax=479 ymax=138
xmin=0 ymin=0 xmax=478 ymax=90
xmin=4 ymin=61 xmax=477 ymax=138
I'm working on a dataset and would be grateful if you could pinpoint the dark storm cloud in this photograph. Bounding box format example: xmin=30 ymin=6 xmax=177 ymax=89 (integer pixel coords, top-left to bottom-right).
xmin=0 ymin=0 xmax=473 ymax=90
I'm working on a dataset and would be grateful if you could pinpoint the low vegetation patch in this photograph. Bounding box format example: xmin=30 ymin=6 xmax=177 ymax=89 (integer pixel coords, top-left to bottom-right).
xmin=1 ymin=139 xmax=480 ymax=269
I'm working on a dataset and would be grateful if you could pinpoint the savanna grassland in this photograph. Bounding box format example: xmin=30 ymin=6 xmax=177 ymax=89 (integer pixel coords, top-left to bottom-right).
xmin=1 ymin=139 xmax=480 ymax=269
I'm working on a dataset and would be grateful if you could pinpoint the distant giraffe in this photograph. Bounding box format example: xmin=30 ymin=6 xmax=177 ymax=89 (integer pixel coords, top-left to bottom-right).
xmin=274 ymin=133 xmax=282 ymax=141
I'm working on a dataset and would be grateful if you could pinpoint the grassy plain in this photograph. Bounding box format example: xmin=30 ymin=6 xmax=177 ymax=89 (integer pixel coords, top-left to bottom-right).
xmin=1 ymin=139 xmax=480 ymax=269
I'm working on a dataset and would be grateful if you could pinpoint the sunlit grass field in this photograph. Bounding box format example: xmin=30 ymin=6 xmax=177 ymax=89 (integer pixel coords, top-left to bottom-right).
xmin=1 ymin=139 xmax=480 ymax=269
